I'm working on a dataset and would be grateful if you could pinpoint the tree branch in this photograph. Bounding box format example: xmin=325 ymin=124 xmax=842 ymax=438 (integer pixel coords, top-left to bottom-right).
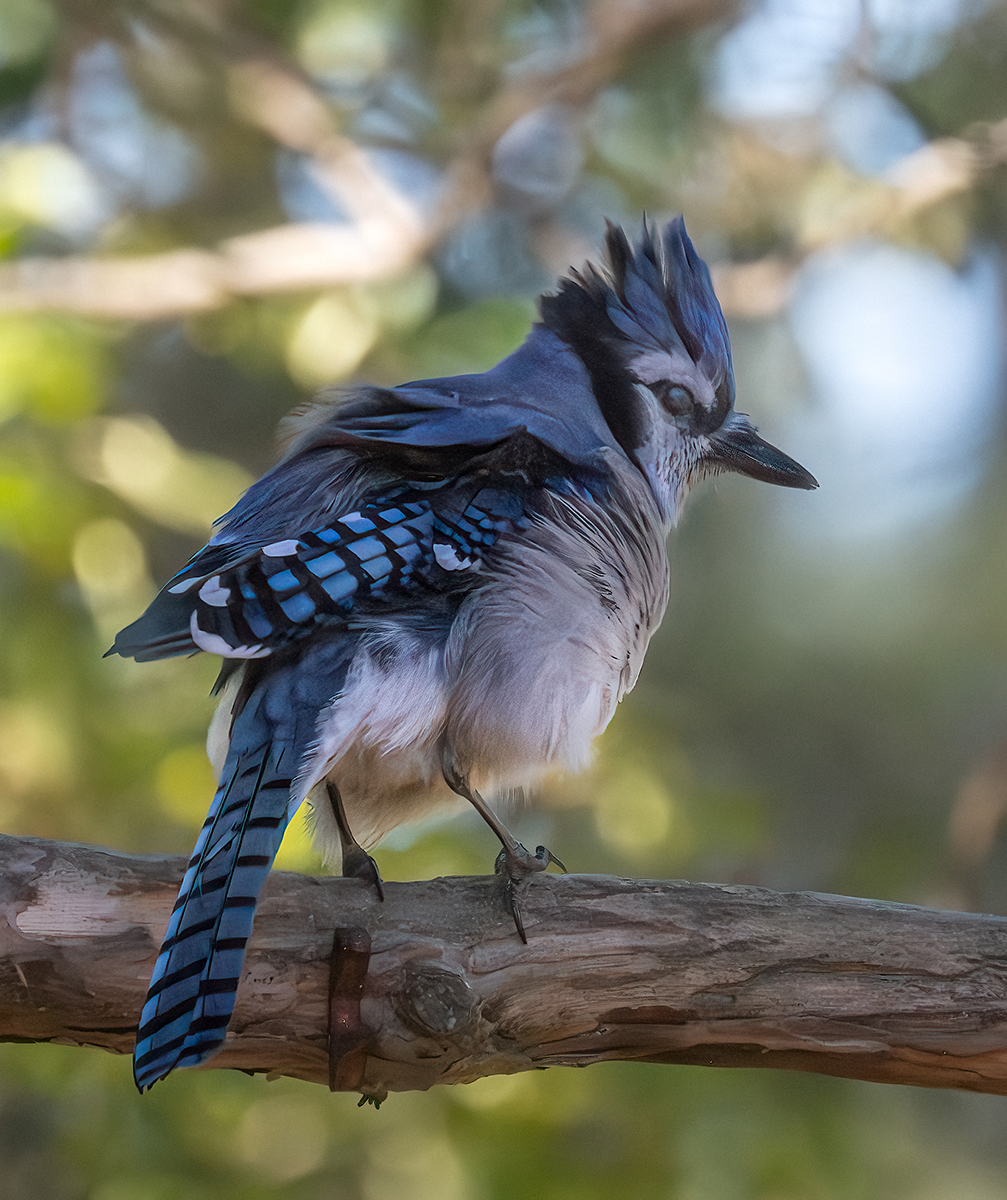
xmin=4 ymin=835 xmax=1007 ymax=1098
xmin=0 ymin=0 xmax=730 ymax=319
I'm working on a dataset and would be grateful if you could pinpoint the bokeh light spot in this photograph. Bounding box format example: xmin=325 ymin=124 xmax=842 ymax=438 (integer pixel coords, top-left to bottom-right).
xmin=296 ymin=5 xmax=393 ymax=84
xmin=0 ymin=316 xmax=108 ymax=425
xmin=0 ymin=702 xmax=74 ymax=796
xmin=155 ymin=744 xmax=217 ymax=825
xmin=235 ymin=1093 xmax=328 ymax=1182
xmin=286 ymin=291 xmax=381 ymax=387
xmin=0 ymin=143 xmax=107 ymax=237
xmin=592 ymin=768 xmax=675 ymax=857
xmin=78 ymin=416 xmax=253 ymax=536
xmin=362 ymin=1125 xmax=469 ymax=1200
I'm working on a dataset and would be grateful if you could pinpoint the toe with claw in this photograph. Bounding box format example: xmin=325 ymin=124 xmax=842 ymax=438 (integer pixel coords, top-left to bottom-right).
xmin=495 ymin=843 xmax=567 ymax=943
xmin=340 ymin=845 xmax=385 ymax=902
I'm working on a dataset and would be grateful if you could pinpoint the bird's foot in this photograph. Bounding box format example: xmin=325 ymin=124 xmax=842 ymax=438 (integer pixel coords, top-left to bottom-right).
xmin=494 ymin=843 xmax=566 ymax=879
xmin=494 ymin=843 xmax=566 ymax=943
xmin=341 ymin=846 xmax=385 ymax=902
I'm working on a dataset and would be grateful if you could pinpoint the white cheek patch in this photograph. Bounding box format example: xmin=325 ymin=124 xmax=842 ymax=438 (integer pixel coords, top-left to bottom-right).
xmin=189 ymin=611 xmax=271 ymax=659
xmin=630 ymin=350 xmax=677 ymax=384
xmin=198 ymin=576 xmax=231 ymax=606
xmin=434 ymin=543 xmax=477 ymax=572
xmin=262 ymin=539 xmax=301 ymax=557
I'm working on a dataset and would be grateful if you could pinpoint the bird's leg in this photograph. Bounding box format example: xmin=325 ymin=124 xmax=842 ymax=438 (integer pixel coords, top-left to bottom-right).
xmin=326 ymin=783 xmax=384 ymax=901
xmin=442 ymin=763 xmax=565 ymax=943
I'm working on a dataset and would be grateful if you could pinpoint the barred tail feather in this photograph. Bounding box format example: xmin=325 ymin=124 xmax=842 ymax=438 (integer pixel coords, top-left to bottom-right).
xmin=133 ymin=737 xmax=293 ymax=1091
xmin=133 ymin=637 xmax=357 ymax=1091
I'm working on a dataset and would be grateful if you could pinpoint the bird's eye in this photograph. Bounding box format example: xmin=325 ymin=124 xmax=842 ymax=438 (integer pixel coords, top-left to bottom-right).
xmin=648 ymin=381 xmax=695 ymax=419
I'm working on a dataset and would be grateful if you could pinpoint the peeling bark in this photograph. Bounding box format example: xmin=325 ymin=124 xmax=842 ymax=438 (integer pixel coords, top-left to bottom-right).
xmin=2 ymin=834 xmax=1007 ymax=1098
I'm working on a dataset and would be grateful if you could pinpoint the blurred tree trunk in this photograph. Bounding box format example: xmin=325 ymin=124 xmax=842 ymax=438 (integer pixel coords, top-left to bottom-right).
xmin=3 ymin=834 xmax=1006 ymax=1101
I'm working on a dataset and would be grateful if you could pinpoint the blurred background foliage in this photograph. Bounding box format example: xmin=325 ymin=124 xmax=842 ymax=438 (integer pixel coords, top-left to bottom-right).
xmin=2 ymin=0 xmax=1007 ymax=1195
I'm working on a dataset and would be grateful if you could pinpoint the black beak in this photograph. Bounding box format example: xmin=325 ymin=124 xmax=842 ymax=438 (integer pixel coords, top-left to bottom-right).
xmin=706 ymin=417 xmax=818 ymax=491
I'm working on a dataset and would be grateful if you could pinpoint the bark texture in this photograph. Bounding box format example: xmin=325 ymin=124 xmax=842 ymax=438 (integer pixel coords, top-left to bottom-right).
xmin=2 ymin=834 xmax=1007 ymax=1099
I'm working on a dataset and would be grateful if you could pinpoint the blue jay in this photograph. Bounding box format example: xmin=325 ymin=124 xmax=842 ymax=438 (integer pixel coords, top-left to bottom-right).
xmin=111 ymin=218 xmax=816 ymax=1091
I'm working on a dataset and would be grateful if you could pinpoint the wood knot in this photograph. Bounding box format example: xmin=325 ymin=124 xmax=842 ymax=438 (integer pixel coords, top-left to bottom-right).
xmin=395 ymin=965 xmax=479 ymax=1039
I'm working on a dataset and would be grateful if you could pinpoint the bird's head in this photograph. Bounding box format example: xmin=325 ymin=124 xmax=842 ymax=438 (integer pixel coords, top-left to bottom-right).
xmin=539 ymin=217 xmax=817 ymax=521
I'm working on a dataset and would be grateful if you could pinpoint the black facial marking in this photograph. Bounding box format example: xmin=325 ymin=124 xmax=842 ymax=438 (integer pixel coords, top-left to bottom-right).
xmin=538 ymin=282 xmax=648 ymax=455
xmin=538 ymin=217 xmax=737 ymax=454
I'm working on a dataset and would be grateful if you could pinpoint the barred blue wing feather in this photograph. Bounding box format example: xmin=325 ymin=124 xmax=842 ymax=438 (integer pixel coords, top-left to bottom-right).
xmin=174 ymin=501 xmax=437 ymax=659
xmin=112 ymin=486 xmax=531 ymax=664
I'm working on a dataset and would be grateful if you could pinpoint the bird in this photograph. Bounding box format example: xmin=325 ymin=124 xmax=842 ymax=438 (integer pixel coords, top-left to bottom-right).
xmin=110 ymin=217 xmax=817 ymax=1091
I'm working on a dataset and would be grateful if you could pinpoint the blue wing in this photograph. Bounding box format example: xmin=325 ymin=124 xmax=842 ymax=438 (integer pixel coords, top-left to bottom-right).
xmin=110 ymin=481 xmax=531 ymax=663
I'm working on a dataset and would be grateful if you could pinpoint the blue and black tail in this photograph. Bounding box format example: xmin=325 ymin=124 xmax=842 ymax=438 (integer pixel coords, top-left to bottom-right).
xmin=131 ymin=625 xmax=359 ymax=1089
xmin=133 ymin=669 xmax=316 ymax=1091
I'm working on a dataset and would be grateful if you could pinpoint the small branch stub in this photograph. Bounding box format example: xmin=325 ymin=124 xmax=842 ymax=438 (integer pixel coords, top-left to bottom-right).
xmin=328 ymin=927 xmax=373 ymax=1094
xmin=2 ymin=834 xmax=1007 ymax=1097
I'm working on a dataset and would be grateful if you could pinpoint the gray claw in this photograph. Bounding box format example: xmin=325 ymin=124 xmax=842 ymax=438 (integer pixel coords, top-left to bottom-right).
xmin=536 ymin=845 xmax=567 ymax=872
xmin=494 ymin=843 xmax=566 ymax=942
xmin=505 ymin=877 xmax=528 ymax=944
